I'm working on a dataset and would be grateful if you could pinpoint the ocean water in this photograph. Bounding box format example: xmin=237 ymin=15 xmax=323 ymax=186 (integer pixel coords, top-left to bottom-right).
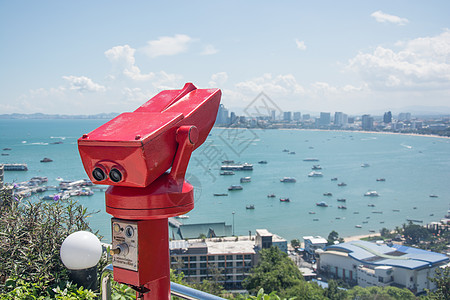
xmin=1 ymin=119 xmax=449 ymax=243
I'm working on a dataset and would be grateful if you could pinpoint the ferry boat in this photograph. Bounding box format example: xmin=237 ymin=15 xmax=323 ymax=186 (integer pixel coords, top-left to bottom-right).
xmin=220 ymin=171 xmax=235 ymax=175
xmin=279 ymin=198 xmax=290 ymax=202
xmin=213 ymin=193 xmax=228 ymax=196
xmin=280 ymin=177 xmax=296 ymax=183
xmin=308 ymin=171 xmax=323 ymax=177
xmin=303 ymin=158 xmax=319 ymax=161
xmin=311 ymin=165 xmax=322 ymax=170
xmin=267 ymin=193 xmax=276 ymax=198
xmin=221 ymin=163 xmax=253 ymax=171
xmin=240 ymin=177 xmax=251 ymax=183
xmin=364 ymin=191 xmax=379 ymax=197
xmin=316 ymin=201 xmax=328 ymax=207
xmin=337 ymin=182 xmax=347 ymax=186
xmin=228 ymin=185 xmax=243 ymax=191
xmin=2 ymin=163 xmax=28 ymax=171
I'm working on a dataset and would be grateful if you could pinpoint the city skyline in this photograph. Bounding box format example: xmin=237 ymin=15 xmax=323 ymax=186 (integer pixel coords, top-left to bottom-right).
xmin=1 ymin=1 xmax=450 ymax=115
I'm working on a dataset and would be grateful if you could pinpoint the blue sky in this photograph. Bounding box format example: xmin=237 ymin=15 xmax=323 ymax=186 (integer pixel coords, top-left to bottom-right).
xmin=1 ymin=1 xmax=449 ymax=115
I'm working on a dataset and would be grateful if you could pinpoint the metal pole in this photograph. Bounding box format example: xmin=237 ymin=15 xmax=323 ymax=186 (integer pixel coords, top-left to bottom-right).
xmin=232 ymin=211 xmax=235 ymax=236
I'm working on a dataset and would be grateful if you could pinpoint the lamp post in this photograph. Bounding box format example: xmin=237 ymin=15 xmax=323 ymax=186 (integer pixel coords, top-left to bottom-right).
xmin=60 ymin=231 xmax=102 ymax=290
xmin=232 ymin=211 xmax=235 ymax=236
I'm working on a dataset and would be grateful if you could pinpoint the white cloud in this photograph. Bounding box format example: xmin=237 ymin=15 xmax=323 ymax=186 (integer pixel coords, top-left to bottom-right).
xmin=209 ymin=72 xmax=228 ymax=86
xmin=295 ymin=39 xmax=306 ymax=50
xmin=62 ymin=76 xmax=106 ymax=92
xmin=236 ymin=73 xmax=305 ymax=96
xmin=141 ymin=34 xmax=192 ymax=58
xmin=105 ymin=45 xmax=154 ymax=81
xmin=371 ymin=10 xmax=409 ymax=25
xmin=201 ymin=44 xmax=219 ymax=55
xmin=347 ymin=30 xmax=450 ymax=90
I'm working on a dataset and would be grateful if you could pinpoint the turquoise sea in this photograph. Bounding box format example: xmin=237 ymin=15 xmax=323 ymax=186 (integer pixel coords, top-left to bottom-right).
xmin=1 ymin=119 xmax=449 ymax=243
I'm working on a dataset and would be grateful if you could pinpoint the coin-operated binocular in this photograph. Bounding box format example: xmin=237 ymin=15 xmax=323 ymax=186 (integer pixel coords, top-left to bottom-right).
xmin=78 ymin=83 xmax=221 ymax=299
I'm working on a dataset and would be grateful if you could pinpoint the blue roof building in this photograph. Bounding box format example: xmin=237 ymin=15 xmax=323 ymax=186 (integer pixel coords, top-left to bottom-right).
xmin=318 ymin=240 xmax=449 ymax=294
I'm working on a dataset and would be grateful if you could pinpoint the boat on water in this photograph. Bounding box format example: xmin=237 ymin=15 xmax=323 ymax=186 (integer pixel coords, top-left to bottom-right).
xmin=308 ymin=211 xmax=316 ymax=214
xmin=337 ymin=182 xmax=347 ymax=186
xmin=361 ymin=163 xmax=370 ymax=168
xmin=175 ymin=215 xmax=189 ymax=219
xmin=289 ymin=151 xmax=296 ymax=155
xmin=303 ymin=158 xmax=319 ymax=161
xmin=323 ymin=192 xmax=332 ymax=196
xmin=355 ymin=225 xmax=362 ymax=228
xmin=280 ymin=198 xmax=290 ymax=202
xmin=280 ymin=177 xmax=296 ymax=183
xmin=50 ymin=141 xmax=63 ymax=145
xmin=282 ymin=149 xmax=290 ymax=152
xmin=213 ymin=193 xmax=228 ymax=196
xmin=308 ymin=171 xmax=323 ymax=177
xmin=40 ymin=157 xmax=53 ymax=163
xmin=220 ymin=171 xmax=235 ymax=175
xmin=311 ymin=165 xmax=322 ymax=170
xmin=368 ymin=204 xmax=375 ymax=207
xmin=1 ymin=153 xmax=9 ymax=156
xmin=267 ymin=193 xmax=276 ymax=198
xmin=331 ymin=177 xmax=338 ymax=181
xmin=364 ymin=191 xmax=379 ymax=197
xmin=338 ymin=205 xmax=347 ymax=209
xmin=353 ymin=212 xmax=359 ymax=214
xmin=393 ymin=209 xmax=400 ymax=212
xmin=228 ymin=185 xmax=243 ymax=191
xmin=337 ymin=198 xmax=346 ymax=202
xmin=429 ymin=194 xmax=438 ymax=198
xmin=246 ymin=205 xmax=255 ymax=209
xmin=240 ymin=177 xmax=251 ymax=183
xmin=313 ymin=219 xmax=319 ymax=221
xmin=372 ymin=211 xmax=383 ymax=214
xmin=376 ymin=178 xmax=386 ymax=182
xmin=258 ymin=160 xmax=268 ymax=164
xmin=316 ymin=201 xmax=328 ymax=207
xmin=221 ymin=163 xmax=253 ymax=171
xmin=3 ymin=148 xmax=11 ymax=151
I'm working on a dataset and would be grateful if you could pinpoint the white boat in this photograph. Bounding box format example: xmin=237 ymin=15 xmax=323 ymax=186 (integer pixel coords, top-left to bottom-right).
xmin=308 ymin=171 xmax=323 ymax=177
xmin=280 ymin=177 xmax=296 ymax=183
xmin=228 ymin=185 xmax=243 ymax=191
xmin=240 ymin=177 xmax=251 ymax=183
xmin=361 ymin=163 xmax=370 ymax=168
xmin=364 ymin=191 xmax=379 ymax=197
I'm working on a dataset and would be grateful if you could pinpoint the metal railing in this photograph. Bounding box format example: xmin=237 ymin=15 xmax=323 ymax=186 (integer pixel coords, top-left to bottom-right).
xmin=102 ymin=264 xmax=226 ymax=300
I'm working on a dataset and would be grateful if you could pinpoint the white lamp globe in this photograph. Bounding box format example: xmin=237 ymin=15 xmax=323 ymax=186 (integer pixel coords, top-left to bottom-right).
xmin=60 ymin=231 xmax=102 ymax=270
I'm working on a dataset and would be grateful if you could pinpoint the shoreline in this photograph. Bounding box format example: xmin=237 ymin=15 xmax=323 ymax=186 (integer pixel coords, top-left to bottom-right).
xmin=217 ymin=126 xmax=450 ymax=140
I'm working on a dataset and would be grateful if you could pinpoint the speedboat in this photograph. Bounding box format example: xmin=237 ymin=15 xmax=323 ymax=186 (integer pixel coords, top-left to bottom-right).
xmin=337 ymin=182 xmax=347 ymax=186
xmin=280 ymin=177 xmax=296 ymax=183
xmin=228 ymin=185 xmax=243 ymax=191
xmin=376 ymin=178 xmax=386 ymax=182
xmin=280 ymin=198 xmax=290 ymax=202
xmin=246 ymin=205 xmax=255 ymax=209
xmin=323 ymin=192 xmax=332 ymax=196
xmin=364 ymin=191 xmax=379 ymax=197
xmin=267 ymin=193 xmax=276 ymax=198
xmin=316 ymin=201 xmax=328 ymax=207
xmin=308 ymin=171 xmax=323 ymax=177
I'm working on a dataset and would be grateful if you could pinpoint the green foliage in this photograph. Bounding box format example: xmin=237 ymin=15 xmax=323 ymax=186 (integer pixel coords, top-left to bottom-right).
xmin=1 ymin=277 xmax=97 ymax=299
xmin=243 ymin=247 xmax=303 ymax=297
xmin=290 ymin=239 xmax=300 ymax=249
xmin=247 ymin=288 xmax=296 ymax=300
xmin=323 ymin=280 xmax=346 ymax=300
xmin=425 ymin=266 xmax=450 ymax=300
xmin=403 ymin=222 xmax=431 ymax=244
xmin=346 ymin=285 xmax=416 ymax=299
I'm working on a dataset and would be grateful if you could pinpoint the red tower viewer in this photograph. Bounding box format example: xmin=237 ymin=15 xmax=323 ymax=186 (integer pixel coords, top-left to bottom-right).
xmin=78 ymin=83 xmax=221 ymax=299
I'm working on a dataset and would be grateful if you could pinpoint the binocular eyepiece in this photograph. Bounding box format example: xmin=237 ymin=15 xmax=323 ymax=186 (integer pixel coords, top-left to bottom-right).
xmin=92 ymin=167 xmax=123 ymax=183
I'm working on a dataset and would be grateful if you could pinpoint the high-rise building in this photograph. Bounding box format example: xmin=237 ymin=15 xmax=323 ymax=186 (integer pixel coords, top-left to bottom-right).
xmin=361 ymin=114 xmax=374 ymax=131
xmin=383 ymin=111 xmax=392 ymax=124
xmin=216 ymin=104 xmax=229 ymax=125
xmin=271 ymin=110 xmax=276 ymax=121
xmin=302 ymin=114 xmax=311 ymax=121
xmin=283 ymin=111 xmax=292 ymax=122
xmin=230 ymin=112 xmax=237 ymax=124
xmin=293 ymin=112 xmax=301 ymax=121
xmin=398 ymin=113 xmax=411 ymax=121
xmin=334 ymin=112 xmax=348 ymax=127
xmin=319 ymin=112 xmax=331 ymax=127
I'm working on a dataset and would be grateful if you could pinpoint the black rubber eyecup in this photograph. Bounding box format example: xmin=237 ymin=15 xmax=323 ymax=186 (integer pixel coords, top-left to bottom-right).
xmin=109 ymin=168 xmax=122 ymax=183
xmin=92 ymin=167 xmax=106 ymax=181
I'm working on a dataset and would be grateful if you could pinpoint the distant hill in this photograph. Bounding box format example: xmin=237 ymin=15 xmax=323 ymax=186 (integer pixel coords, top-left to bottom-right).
xmin=0 ymin=112 xmax=119 ymax=120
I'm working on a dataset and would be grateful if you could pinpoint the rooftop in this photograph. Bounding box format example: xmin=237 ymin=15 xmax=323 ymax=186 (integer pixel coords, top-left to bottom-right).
xmin=303 ymin=236 xmax=327 ymax=244
xmin=325 ymin=240 xmax=449 ymax=270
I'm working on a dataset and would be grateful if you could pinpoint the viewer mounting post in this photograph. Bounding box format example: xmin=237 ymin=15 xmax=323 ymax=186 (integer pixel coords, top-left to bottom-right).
xmin=78 ymin=83 xmax=221 ymax=299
